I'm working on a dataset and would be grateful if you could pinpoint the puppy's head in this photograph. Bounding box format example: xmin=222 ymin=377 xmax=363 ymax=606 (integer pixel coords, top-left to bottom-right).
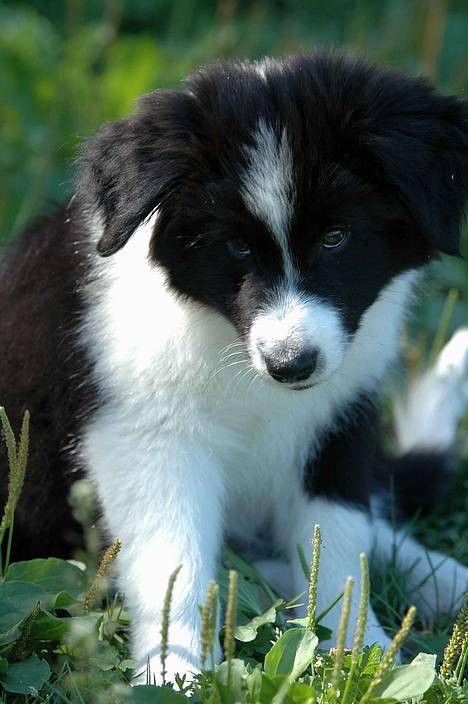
xmin=78 ymin=53 xmax=468 ymax=389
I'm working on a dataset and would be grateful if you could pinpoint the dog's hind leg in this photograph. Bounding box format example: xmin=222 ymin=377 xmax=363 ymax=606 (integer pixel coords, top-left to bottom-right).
xmin=373 ymin=327 xmax=468 ymax=618
xmin=372 ymin=517 xmax=467 ymax=619
xmin=286 ymin=497 xmax=394 ymax=649
xmin=394 ymin=327 xmax=468 ymax=457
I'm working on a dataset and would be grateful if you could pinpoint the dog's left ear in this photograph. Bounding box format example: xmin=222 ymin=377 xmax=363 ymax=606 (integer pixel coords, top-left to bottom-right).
xmin=367 ymin=83 xmax=468 ymax=256
xmin=77 ymin=90 xmax=202 ymax=256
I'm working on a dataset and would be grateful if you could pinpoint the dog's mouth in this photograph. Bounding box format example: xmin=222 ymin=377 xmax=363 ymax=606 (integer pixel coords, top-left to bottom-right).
xmin=289 ymin=382 xmax=316 ymax=391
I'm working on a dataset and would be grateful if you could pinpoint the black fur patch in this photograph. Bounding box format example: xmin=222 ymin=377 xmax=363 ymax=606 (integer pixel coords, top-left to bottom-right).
xmin=0 ymin=204 xmax=95 ymax=558
xmin=305 ymin=394 xmax=379 ymax=507
xmin=375 ymin=450 xmax=455 ymax=519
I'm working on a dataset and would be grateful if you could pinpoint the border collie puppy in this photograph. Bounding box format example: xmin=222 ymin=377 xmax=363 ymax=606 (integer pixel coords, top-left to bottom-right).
xmin=1 ymin=52 xmax=468 ymax=683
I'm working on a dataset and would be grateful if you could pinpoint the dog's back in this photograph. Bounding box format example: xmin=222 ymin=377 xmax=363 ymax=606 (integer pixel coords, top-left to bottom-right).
xmin=0 ymin=206 xmax=91 ymax=557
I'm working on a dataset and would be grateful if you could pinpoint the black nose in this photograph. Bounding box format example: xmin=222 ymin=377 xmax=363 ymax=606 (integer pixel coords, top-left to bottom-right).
xmin=266 ymin=349 xmax=319 ymax=384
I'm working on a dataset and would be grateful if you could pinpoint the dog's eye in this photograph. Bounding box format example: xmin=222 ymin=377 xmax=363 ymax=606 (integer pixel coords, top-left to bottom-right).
xmin=227 ymin=239 xmax=251 ymax=258
xmin=321 ymin=228 xmax=350 ymax=250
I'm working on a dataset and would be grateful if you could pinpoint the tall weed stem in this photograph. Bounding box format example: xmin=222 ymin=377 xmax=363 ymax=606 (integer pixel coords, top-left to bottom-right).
xmin=160 ymin=565 xmax=182 ymax=686
xmin=0 ymin=408 xmax=29 ymax=574
xmin=224 ymin=569 xmax=238 ymax=691
xmin=362 ymin=605 xmax=416 ymax=703
xmin=341 ymin=553 xmax=369 ymax=704
xmin=441 ymin=593 xmax=467 ymax=679
xmin=82 ymin=538 xmax=122 ymax=614
xmin=307 ymin=524 xmax=321 ymax=632
xmin=200 ymin=580 xmax=219 ymax=670
xmin=330 ymin=576 xmax=353 ymax=697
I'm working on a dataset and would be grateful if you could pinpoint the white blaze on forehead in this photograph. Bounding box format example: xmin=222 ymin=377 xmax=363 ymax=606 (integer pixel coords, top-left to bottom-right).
xmin=241 ymin=120 xmax=296 ymax=280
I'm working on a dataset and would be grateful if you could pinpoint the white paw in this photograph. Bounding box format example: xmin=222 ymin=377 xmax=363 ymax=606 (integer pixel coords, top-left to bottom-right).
xmin=395 ymin=327 xmax=468 ymax=452
xmin=436 ymin=327 xmax=468 ymax=385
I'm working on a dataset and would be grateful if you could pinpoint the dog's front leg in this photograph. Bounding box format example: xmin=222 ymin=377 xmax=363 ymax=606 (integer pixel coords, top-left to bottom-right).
xmin=277 ymin=406 xmax=392 ymax=649
xmin=84 ymin=419 xmax=224 ymax=685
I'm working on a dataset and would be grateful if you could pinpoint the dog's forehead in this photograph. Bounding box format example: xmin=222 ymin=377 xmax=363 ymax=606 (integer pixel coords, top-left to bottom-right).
xmin=240 ymin=120 xmax=296 ymax=278
xmin=191 ymin=62 xmax=347 ymax=267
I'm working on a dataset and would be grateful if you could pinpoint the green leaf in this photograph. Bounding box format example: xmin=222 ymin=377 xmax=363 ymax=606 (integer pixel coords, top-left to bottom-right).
xmin=286 ymin=618 xmax=332 ymax=642
xmin=235 ymin=602 xmax=281 ymax=642
xmin=0 ymin=621 xmax=23 ymax=647
xmin=89 ymin=640 xmax=121 ymax=672
xmin=287 ymin=617 xmax=309 ymax=627
xmin=361 ymin=642 xmax=384 ymax=674
xmin=0 ymin=581 xmax=49 ymax=627
xmin=371 ymin=663 xmax=436 ymax=700
xmin=246 ymin=665 xmax=263 ymax=700
xmin=131 ymin=686 xmax=189 ymax=703
xmin=5 ymin=558 xmax=89 ymax=601
xmin=119 ymin=658 xmax=137 ymax=672
xmin=264 ymin=627 xmax=318 ymax=680
xmin=0 ymin=653 xmax=50 ymax=694
xmin=259 ymin=674 xmax=289 ymax=703
xmin=216 ymin=658 xmax=248 ymax=699
xmin=0 ymin=581 xmax=49 ymax=644
xmin=218 ymin=566 xmax=263 ymax=618
xmin=29 ymin=610 xmax=68 ymax=642
xmin=223 ymin=544 xmax=279 ymax=602
xmin=54 ymin=590 xmax=77 ymax=609
xmin=288 ymin=681 xmax=317 ymax=703
xmin=411 ymin=652 xmax=437 ymax=667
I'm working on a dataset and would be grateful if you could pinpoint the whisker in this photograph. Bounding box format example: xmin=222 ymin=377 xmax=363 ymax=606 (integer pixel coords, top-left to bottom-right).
xmin=220 ymin=347 xmax=245 ymax=360
xmin=210 ymin=359 xmax=247 ymax=382
xmin=224 ymin=365 xmax=254 ymax=396
xmin=246 ymin=368 xmax=263 ymax=395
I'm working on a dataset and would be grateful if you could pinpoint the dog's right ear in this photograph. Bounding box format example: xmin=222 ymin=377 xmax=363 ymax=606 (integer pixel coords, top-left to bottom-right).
xmin=77 ymin=90 xmax=202 ymax=256
xmin=363 ymin=76 xmax=468 ymax=257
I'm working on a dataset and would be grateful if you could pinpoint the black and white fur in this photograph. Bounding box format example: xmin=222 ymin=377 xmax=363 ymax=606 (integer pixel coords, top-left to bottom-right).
xmin=1 ymin=52 xmax=468 ymax=683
